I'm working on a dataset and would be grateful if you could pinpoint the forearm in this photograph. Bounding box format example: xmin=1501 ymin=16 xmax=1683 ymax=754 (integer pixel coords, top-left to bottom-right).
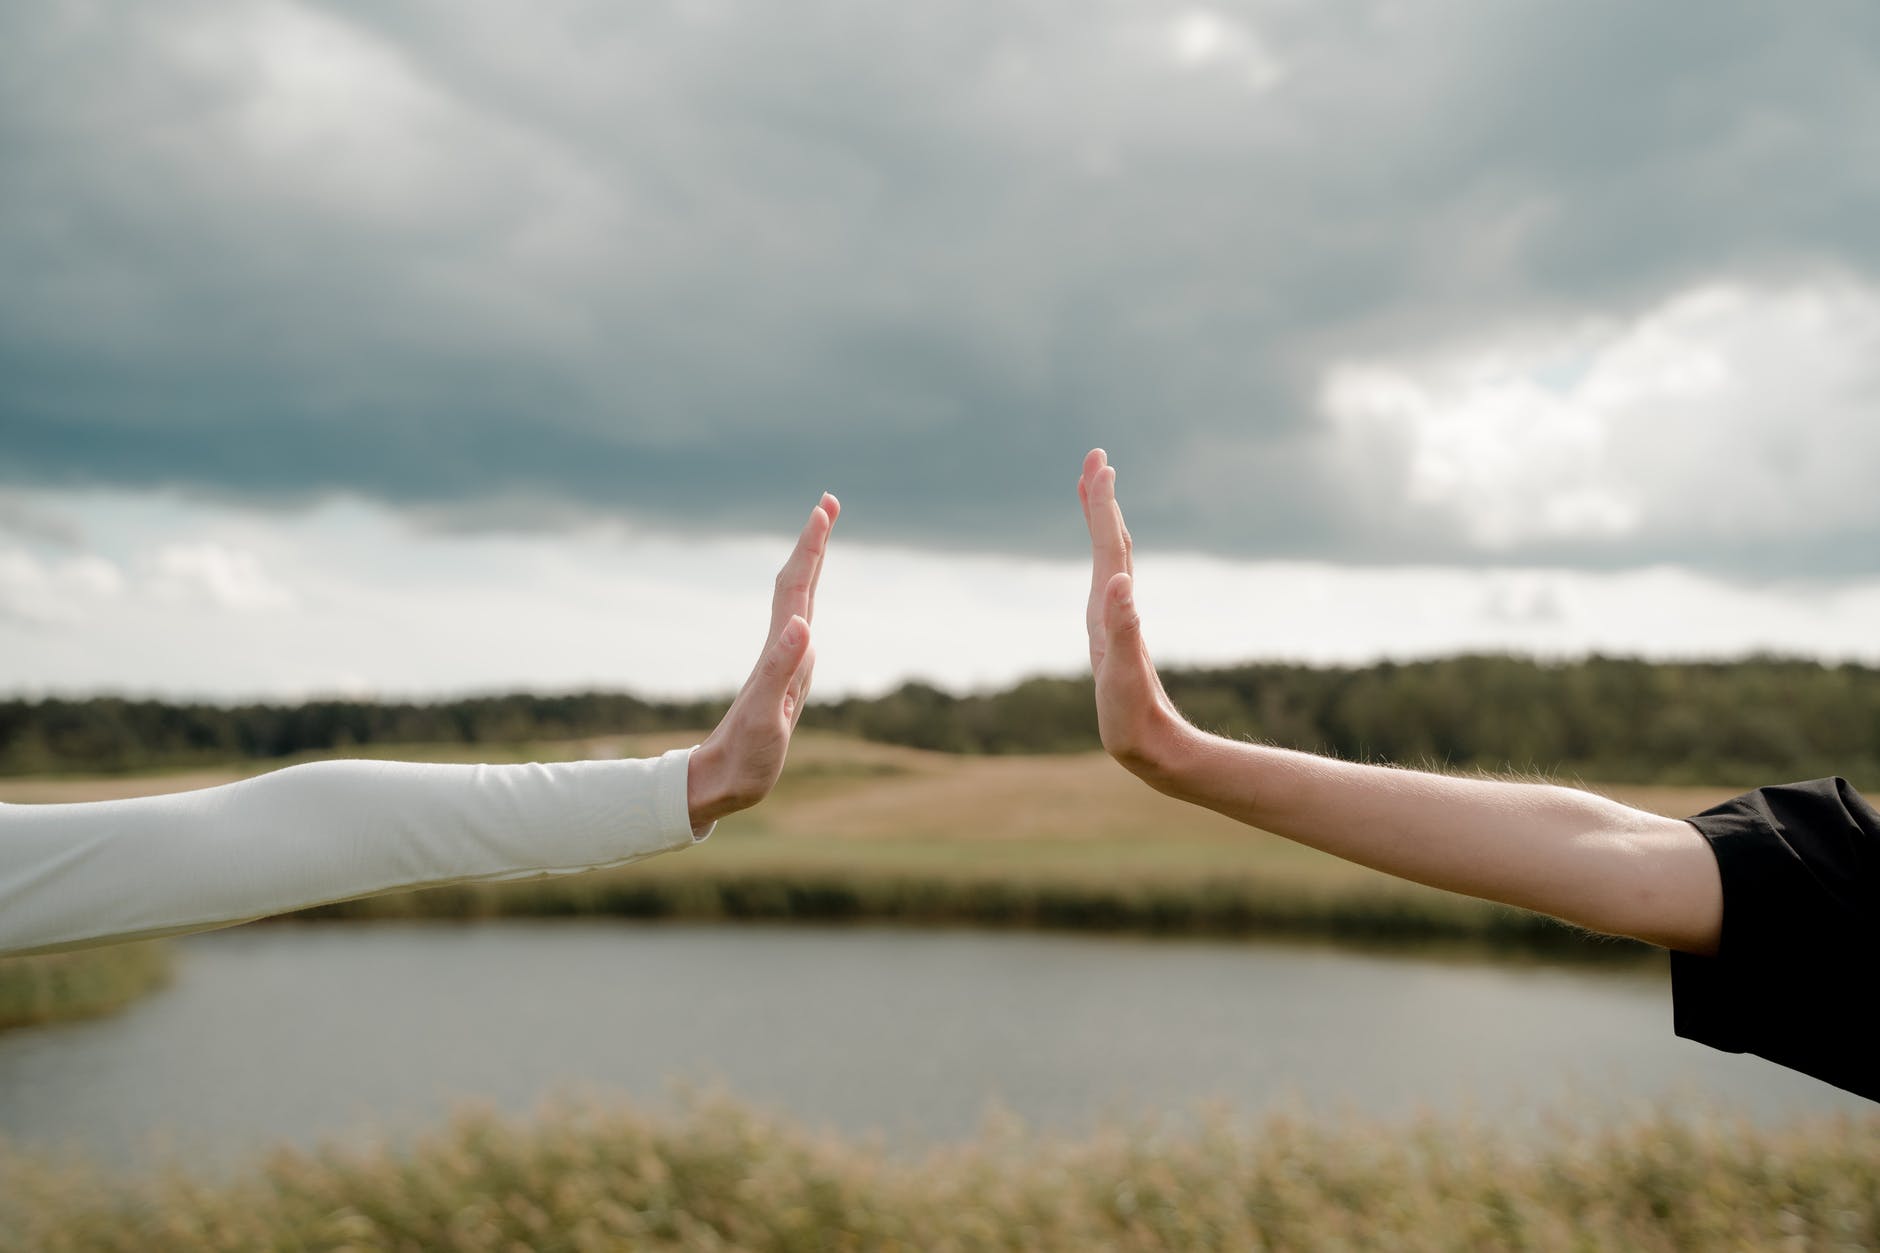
xmin=0 ymin=751 xmax=703 ymax=957
xmin=1138 ymin=720 xmax=1723 ymax=953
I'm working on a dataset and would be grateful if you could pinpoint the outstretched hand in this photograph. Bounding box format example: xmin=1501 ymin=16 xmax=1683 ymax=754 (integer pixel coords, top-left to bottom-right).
xmin=1078 ymin=450 xmax=1190 ymax=784
xmin=687 ymin=493 xmax=840 ymax=830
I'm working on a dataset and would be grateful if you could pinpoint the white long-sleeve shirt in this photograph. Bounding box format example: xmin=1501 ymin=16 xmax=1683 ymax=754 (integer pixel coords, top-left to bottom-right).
xmin=0 ymin=749 xmax=708 ymax=957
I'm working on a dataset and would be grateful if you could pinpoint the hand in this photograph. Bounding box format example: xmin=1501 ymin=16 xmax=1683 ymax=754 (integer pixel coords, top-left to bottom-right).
xmin=687 ymin=493 xmax=840 ymax=830
xmin=1078 ymin=449 xmax=1191 ymax=785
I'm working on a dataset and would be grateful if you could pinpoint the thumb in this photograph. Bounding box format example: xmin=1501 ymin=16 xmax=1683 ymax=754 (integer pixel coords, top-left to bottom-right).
xmin=1105 ymin=572 xmax=1143 ymax=646
xmin=755 ymin=614 xmax=813 ymax=705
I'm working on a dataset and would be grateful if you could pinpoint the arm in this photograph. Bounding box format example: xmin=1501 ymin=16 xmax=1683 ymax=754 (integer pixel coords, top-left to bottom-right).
xmin=1076 ymin=449 xmax=1723 ymax=955
xmin=0 ymin=493 xmax=840 ymax=957
xmin=0 ymin=754 xmax=699 ymax=955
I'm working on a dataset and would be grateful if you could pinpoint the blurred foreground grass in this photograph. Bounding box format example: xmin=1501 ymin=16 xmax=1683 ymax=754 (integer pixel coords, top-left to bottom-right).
xmin=4 ymin=1094 xmax=1877 ymax=1251
xmin=0 ymin=942 xmax=170 ymax=1031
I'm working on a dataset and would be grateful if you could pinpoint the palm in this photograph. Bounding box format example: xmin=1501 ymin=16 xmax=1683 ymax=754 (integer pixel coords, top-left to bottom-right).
xmin=1078 ymin=449 xmax=1172 ymax=761
xmin=689 ymin=494 xmax=839 ymax=826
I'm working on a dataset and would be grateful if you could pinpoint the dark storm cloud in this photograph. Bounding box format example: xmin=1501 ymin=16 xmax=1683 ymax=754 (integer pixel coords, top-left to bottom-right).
xmin=3 ymin=0 xmax=1878 ymax=568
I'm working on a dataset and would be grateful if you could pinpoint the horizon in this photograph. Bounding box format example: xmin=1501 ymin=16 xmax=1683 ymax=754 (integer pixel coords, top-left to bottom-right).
xmin=7 ymin=644 xmax=1875 ymax=711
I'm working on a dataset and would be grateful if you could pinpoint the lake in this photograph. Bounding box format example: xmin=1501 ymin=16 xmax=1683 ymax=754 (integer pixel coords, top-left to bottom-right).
xmin=0 ymin=921 xmax=1867 ymax=1173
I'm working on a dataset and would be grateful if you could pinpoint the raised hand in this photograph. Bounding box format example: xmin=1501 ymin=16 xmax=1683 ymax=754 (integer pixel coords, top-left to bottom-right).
xmin=1077 ymin=450 xmax=1189 ymax=784
xmin=686 ymin=493 xmax=840 ymax=829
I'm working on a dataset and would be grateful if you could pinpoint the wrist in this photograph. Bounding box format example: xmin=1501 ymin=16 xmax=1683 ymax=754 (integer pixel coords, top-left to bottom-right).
xmin=1115 ymin=704 xmax=1205 ymax=796
xmin=1147 ymin=719 xmax=1216 ymax=801
xmin=686 ymin=740 xmax=738 ymax=829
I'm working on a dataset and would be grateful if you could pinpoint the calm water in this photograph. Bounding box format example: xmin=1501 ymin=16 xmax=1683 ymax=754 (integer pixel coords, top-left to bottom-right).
xmin=0 ymin=922 xmax=1869 ymax=1172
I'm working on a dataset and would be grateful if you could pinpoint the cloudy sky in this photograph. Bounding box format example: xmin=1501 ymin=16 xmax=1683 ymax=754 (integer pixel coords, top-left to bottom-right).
xmin=4 ymin=0 xmax=1879 ymax=701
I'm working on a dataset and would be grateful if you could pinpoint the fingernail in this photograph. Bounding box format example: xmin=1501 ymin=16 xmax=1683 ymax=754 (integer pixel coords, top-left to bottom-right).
xmin=782 ymin=617 xmax=806 ymax=647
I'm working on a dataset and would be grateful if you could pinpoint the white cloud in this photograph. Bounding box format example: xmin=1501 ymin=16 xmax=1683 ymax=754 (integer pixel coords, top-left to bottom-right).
xmin=7 ymin=490 xmax=1880 ymax=701
xmin=1479 ymin=573 xmax=1572 ymax=625
xmin=0 ymin=549 xmax=124 ymax=627
xmin=1323 ymin=354 xmax=1639 ymax=548
xmin=149 ymin=542 xmax=295 ymax=612
xmin=1323 ymin=278 xmax=1880 ymax=557
xmin=1165 ymin=8 xmax=1286 ymax=89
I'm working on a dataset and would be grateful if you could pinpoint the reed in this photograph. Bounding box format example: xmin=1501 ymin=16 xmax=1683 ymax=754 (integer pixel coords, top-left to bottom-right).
xmin=4 ymin=1095 xmax=1876 ymax=1251
xmin=0 ymin=942 xmax=171 ymax=1031
xmin=295 ymin=855 xmax=1651 ymax=962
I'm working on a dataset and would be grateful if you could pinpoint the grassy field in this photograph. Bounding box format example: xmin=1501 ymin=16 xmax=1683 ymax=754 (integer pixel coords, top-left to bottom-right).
xmin=0 ymin=732 xmax=1741 ymax=964
xmin=4 ymin=1094 xmax=1876 ymax=1251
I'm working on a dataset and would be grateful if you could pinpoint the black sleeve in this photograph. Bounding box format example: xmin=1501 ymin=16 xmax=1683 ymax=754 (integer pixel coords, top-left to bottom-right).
xmin=1670 ymin=777 xmax=1880 ymax=1102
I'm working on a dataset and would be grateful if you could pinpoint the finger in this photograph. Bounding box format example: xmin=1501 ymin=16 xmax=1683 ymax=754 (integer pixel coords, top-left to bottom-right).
xmin=1078 ymin=448 xmax=1103 ymax=504
xmin=754 ymin=615 xmax=813 ymax=710
xmin=770 ymin=503 xmax=834 ymax=640
xmin=785 ymin=647 xmax=816 ymax=728
xmin=1086 ymin=463 xmax=1132 ymax=647
xmin=1080 ymin=453 xmax=1102 ymax=648
xmin=1087 ymin=465 xmax=1130 ymax=567
xmin=1105 ymin=571 xmax=1144 ymax=652
xmin=1077 ymin=448 xmax=1105 ymax=530
xmin=804 ymin=493 xmax=839 ymax=624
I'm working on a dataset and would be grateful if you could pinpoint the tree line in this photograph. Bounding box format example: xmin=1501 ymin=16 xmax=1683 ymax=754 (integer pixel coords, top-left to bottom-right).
xmin=6 ymin=654 xmax=1880 ymax=786
xmin=0 ymin=692 xmax=726 ymax=777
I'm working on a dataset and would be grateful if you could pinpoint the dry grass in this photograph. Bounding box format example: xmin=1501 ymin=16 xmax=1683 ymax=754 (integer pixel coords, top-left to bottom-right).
xmin=0 ymin=942 xmax=171 ymax=1031
xmin=4 ymin=1094 xmax=1877 ymax=1252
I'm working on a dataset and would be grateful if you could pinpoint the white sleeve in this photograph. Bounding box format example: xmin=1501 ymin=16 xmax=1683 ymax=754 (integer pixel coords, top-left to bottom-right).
xmin=0 ymin=748 xmax=711 ymax=957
